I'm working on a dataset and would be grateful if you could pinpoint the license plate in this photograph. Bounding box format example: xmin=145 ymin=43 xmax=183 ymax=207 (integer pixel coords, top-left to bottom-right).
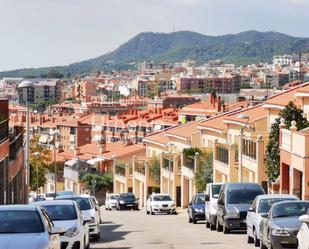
xmin=127 ymin=204 xmax=133 ymax=207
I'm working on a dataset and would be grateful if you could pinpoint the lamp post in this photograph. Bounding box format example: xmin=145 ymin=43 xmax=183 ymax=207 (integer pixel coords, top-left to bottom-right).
xmin=18 ymin=80 xmax=34 ymax=203
xmin=50 ymin=130 xmax=60 ymax=196
xmin=33 ymin=152 xmax=40 ymax=198
xmin=167 ymin=143 xmax=176 ymax=196
xmin=236 ymin=114 xmax=250 ymax=182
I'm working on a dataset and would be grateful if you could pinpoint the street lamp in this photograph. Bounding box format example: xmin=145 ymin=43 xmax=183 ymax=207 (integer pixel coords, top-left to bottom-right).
xmin=33 ymin=152 xmax=40 ymax=198
xmin=18 ymin=80 xmax=34 ymax=203
xmin=166 ymin=143 xmax=176 ymax=196
xmin=50 ymin=130 xmax=60 ymax=195
xmin=236 ymin=114 xmax=250 ymax=182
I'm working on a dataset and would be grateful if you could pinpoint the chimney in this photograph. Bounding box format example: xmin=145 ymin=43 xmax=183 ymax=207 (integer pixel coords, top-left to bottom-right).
xmin=74 ymin=147 xmax=80 ymax=156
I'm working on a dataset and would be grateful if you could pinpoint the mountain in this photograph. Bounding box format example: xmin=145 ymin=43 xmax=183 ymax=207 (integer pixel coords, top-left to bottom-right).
xmin=1 ymin=30 xmax=309 ymax=77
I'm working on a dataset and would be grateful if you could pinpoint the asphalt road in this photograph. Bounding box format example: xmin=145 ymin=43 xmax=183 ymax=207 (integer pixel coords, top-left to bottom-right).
xmin=91 ymin=207 xmax=253 ymax=249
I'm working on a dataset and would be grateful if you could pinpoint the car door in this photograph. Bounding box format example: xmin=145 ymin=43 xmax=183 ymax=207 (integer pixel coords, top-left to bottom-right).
xmin=41 ymin=209 xmax=59 ymax=249
xmin=217 ymin=186 xmax=225 ymax=226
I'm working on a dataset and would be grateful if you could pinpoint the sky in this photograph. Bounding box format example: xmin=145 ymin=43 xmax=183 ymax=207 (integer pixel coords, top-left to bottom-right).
xmin=0 ymin=0 xmax=309 ymax=71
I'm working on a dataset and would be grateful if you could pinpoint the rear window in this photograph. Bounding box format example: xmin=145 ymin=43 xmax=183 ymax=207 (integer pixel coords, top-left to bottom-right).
xmin=227 ymin=189 xmax=264 ymax=204
xmin=0 ymin=210 xmax=44 ymax=234
xmin=258 ymin=198 xmax=297 ymax=213
xmin=195 ymin=194 xmax=205 ymax=204
xmin=42 ymin=205 xmax=77 ymax=221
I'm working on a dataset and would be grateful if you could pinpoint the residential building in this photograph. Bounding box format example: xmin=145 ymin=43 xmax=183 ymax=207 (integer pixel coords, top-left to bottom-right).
xmin=0 ymin=99 xmax=26 ymax=204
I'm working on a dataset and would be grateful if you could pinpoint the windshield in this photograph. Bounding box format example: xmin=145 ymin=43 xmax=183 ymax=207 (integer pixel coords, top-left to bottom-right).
xmin=120 ymin=193 xmax=136 ymax=200
xmin=195 ymin=194 xmax=205 ymax=204
xmin=258 ymin=198 xmax=296 ymax=213
xmin=110 ymin=195 xmax=118 ymax=200
xmin=227 ymin=189 xmax=264 ymax=204
xmin=0 ymin=211 xmax=44 ymax=234
xmin=272 ymin=202 xmax=309 ymax=218
xmin=68 ymin=198 xmax=93 ymax=210
xmin=42 ymin=205 xmax=77 ymax=221
xmin=212 ymin=185 xmax=222 ymax=198
xmin=45 ymin=193 xmax=55 ymax=198
xmin=153 ymin=195 xmax=172 ymax=201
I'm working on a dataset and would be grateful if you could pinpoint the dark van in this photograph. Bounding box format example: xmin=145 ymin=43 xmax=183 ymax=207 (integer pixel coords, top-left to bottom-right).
xmin=216 ymin=183 xmax=265 ymax=233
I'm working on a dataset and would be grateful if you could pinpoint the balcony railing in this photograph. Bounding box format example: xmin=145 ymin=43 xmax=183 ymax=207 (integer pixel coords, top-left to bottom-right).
xmin=215 ymin=144 xmax=229 ymax=165
xmin=0 ymin=119 xmax=8 ymax=144
xmin=242 ymin=139 xmax=257 ymax=160
xmin=9 ymin=132 xmax=24 ymax=161
xmin=115 ymin=164 xmax=126 ymax=177
xmin=163 ymin=157 xmax=174 ymax=172
xmin=183 ymin=156 xmax=195 ymax=171
xmin=135 ymin=162 xmax=145 ymax=175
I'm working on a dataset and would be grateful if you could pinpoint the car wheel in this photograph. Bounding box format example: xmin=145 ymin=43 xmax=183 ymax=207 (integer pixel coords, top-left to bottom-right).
xmin=216 ymin=218 xmax=223 ymax=232
xmin=223 ymin=223 xmax=230 ymax=234
xmin=260 ymin=240 xmax=267 ymax=249
xmin=173 ymin=211 xmax=177 ymax=215
xmin=84 ymin=237 xmax=90 ymax=249
xmin=247 ymin=235 xmax=254 ymax=244
xmin=105 ymin=206 xmax=108 ymax=211
xmin=92 ymin=232 xmax=101 ymax=241
xmin=254 ymin=229 xmax=260 ymax=247
xmin=210 ymin=222 xmax=216 ymax=231
xmin=150 ymin=208 xmax=154 ymax=215
xmin=146 ymin=209 xmax=150 ymax=215
xmin=192 ymin=214 xmax=197 ymax=224
xmin=206 ymin=221 xmax=210 ymax=228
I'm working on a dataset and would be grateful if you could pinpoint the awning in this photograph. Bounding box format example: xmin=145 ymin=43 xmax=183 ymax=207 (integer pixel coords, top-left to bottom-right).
xmin=87 ymin=157 xmax=105 ymax=165
xmin=39 ymin=135 xmax=48 ymax=144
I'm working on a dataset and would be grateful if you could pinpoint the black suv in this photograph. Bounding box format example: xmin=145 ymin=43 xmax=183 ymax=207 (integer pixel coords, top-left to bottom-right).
xmin=116 ymin=192 xmax=139 ymax=211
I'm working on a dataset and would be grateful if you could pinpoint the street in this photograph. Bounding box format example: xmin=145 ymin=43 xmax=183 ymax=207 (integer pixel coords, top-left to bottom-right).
xmin=92 ymin=208 xmax=251 ymax=249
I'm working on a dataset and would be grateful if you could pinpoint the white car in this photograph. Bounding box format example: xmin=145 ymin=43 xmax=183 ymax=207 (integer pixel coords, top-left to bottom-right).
xmin=45 ymin=193 xmax=56 ymax=201
xmin=34 ymin=200 xmax=90 ymax=249
xmin=146 ymin=193 xmax=176 ymax=215
xmin=0 ymin=205 xmax=62 ymax=249
xmin=205 ymin=183 xmax=222 ymax=230
xmin=298 ymin=214 xmax=309 ymax=249
xmin=56 ymin=195 xmax=101 ymax=241
xmin=246 ymin=194 xmax=298 ymax=247
xmin=105 ymin=193 xmax=119 ymax=210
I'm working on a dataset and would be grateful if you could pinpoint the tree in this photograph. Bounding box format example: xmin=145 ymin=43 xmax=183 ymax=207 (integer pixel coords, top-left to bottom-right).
xmin=265 ymin=101 xmax=309 ymax=182
xmin=194 ymin=152 xmax=213 ymax=192
xmin=29 ymin=137 xmax=52 ymax=191
xmin=149 ymin=157 xmax=160 ymax=185
xmin=81 ymin=173 xmax=113 ymax=192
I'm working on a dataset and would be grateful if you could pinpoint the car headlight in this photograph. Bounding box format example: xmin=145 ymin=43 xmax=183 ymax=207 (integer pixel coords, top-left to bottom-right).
xmin=153 ymin=204 xmax=159 ymax=207
xmin=272 ymin=227 xmax=290 ymax=236
xmin=194 ymin=208 xmax=204 ymax=213
xmin=119 ymin=200 xmax=125 ymax=204
xmin=226 ymin=210 xmax=239 ymax=218
xmin=171 ymin=204 xmax=176 ymax=207
xmin=64 ymin=225 xmax=79 ymax=238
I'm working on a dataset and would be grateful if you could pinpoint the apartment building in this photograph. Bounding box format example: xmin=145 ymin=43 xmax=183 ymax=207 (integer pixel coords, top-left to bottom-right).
xmin=176 ymin=75 xmax=241 ymax=93
xmin=18 ymin=80 xmax=61 ymax=104
xmin=0 ymin=99 xmax=26 ymax=205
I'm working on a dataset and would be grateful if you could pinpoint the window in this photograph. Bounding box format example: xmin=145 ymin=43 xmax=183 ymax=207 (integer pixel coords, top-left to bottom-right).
xmin=42 ymin=205 xmax=77 ymax=221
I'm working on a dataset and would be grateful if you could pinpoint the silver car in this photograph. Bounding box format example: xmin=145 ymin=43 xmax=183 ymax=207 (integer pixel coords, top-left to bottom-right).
xmin=0 ymin=205 xmax=62 ymax=249
xmin=246 ymin=194 xmax=298 ymax=247
xmin=260 ymin=201 xmax=309 ymax=249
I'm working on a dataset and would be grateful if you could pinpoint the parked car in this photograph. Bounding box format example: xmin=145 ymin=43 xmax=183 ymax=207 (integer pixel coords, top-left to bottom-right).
xmin=205 ymin=183 xmax=223 ymax=230
xmin=56 ymin=195 xmax=101 ymax=241
xmin=33 ymin=200 xmax=90 ymax=249
xmin=56 ymin=191 xmax=74 ymax=197
xmin=105 ymin=193 xmax=119 ymax=210
xmin=246 ymin=194 xmax=298 ymax=247
xmin=146 ymin=193 xmax=176 ymax=215
xmin=45 ymin=193 xmax=56 ymax=201
xmin=116 ymin=193 xmax=139 ymax=211
xmin=90 ymin=195 xmax=102 ymax=223
xmin=188 ymin=193 xmax=205 ymax=223
xmin=297 ymin=213 xmax=309 ymax=249
xmin=260 ymin=201 xmax=309 ymax=249
xmin=216 ymin=182 xmax=265 ymax=234
xmin=0 ymin=205 xmax=62 ymax=249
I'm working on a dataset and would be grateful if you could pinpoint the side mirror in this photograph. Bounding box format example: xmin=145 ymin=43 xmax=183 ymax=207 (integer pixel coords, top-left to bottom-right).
xmin=299 ymin=215 xmax=309 ymax=223
xmin=248 ymin=207 xmax=255 ymax=212
xmin=261 ymin=213 xmax=269 ymax=219
xmin=136 ymin=198 xmax=139 ymax=201
xmin=189 ymin=202 xmax=192 ymax=206
xmin=205 ymin=195 xmax=210 ymax=202
xmin=82 ymin=214 xmax=92 ymax=225
xmin=49 ymin=227 xmax=64 ymax=235
xmin=95 ymin=206 xmax=98 ymax=211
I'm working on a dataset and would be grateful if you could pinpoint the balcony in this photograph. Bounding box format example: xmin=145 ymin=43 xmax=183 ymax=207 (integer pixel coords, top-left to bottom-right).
xmin=115 ymin=163 xmax=126 ymax=177
xmin=163 ymin=157 xmax=174 ymax=172
xmin=0 ymin=119 xmax=9 ymax=144
xmin=9 ymin=132 xmax=23 ymax=161
xmin=183 ymin=156 xmax=195 ymax=171
xmin=242 ymin=139 xmax=257 ymax=160
xmin=215 ymin=144 xmax=229 ymax=165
